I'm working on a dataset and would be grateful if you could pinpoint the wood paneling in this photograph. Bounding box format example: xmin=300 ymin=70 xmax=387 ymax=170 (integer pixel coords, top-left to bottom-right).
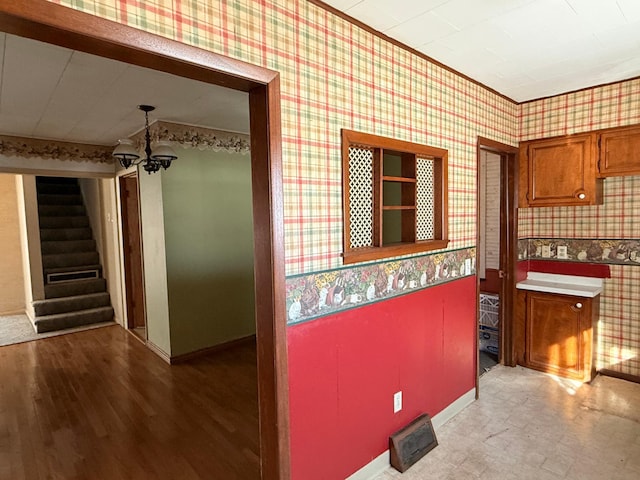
xmin=0 ymin=326 xmax=259 ymax=479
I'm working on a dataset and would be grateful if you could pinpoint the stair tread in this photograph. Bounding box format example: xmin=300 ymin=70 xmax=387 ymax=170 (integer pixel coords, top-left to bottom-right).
xmin=44 ymin=264 xmax=102 ymax=274
xmin=45 ymin=278 xmax=107 ymax=299
xmin=42 ymin=252 xmax=99 ymax=259
xmin=33 ymin=292 xmax=110 ymax=306
xmin=34 ymin=306 xmax=114 ymax=321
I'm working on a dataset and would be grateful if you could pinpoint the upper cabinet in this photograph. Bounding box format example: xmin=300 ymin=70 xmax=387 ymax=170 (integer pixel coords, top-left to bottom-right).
xmin=598 ymin=125 xmax=640 ymax=177
xmin=519 ymin=133 xmax=603 ymax=208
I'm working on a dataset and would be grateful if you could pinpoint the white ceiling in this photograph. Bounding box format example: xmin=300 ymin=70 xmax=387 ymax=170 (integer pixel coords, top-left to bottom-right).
xmin=0 ymin=33 xmax=250 ymax=146
xmin=2 ymin=1 xmax=638 ymax=147
xmin=322 ymin=0 xmax=640 ymax=102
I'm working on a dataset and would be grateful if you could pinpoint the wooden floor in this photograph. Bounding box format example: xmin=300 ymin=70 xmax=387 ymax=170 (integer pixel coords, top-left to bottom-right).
xmin=0 ymin=325 xmax=260 ymax=480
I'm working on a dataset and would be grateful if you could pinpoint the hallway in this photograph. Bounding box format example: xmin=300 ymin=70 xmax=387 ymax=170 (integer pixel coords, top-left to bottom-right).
xmin=0 ymin=325 xmax=259 ymax=480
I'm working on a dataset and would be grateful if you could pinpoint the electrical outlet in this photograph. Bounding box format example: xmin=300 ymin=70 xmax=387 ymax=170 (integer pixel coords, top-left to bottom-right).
xmin=557 ymin=245 xmax=568 ymax=259
xmin=541 ymin=245 xmax=551 ymax=258
xmin=394 ymin=391 xmax=402 ymax=413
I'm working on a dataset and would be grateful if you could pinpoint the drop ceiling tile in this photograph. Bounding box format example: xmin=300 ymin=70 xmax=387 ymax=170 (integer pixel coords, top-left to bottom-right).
xmin=345 ymin=0 xmax=449 ymax=32
xmin=617 ymin=0 xmax=640 ymax=22
xmin=431 ymin=0 xmax=512 ymax=30
xmin=385 ymin=11 xmax=459 ymax=46
xmin=322 ymin=0 xmax=363 ymax=10
xmin=565 ymin=0 xmax=627 ymax=31
xmin=0 ymin=35 xmax=72 ymax=125
xmin=496 ymin=0 xmax=582 ymax=41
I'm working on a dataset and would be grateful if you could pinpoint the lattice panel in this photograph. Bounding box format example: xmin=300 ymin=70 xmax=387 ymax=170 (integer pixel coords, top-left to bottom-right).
xmin=348 ymin=146 xmax=374 ymax=248
xmin=416 ymin=158 xmax=435 ymax=240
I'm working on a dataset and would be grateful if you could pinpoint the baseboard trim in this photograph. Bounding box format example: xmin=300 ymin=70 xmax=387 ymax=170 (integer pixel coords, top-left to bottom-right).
xmin=346 ymin=387 xmax=476 ymax=480
xmin=345 ymin=451 xmax=389 ymax=480
xmin=169 ymin=334 xmax=256 ymax=364
xmin=431 ymin=387 xmax=476 ymax=430
xmin=0 ymin=309 xmax=26 ymax=316
xmin=599 ymin=368 xmax=640 ymax=384
xmin=146 ymin=340 xmax=171 ymax=364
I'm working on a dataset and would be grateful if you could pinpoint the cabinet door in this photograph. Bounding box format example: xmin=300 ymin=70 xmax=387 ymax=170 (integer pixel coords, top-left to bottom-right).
xmin=520 ymin=133 xmax=601 ymax=207
xmin=525 ymin=292 xmax=592 ymax=381
xmin=598 ymin=126 xmax=640 ymax=177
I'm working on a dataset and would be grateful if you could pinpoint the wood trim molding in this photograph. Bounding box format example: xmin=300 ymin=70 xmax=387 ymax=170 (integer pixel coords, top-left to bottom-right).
xmin=0 ymin=2 xmax=290 ymax=479
xmin=307 ymin=0 xmax=516 ymax=105
xmin=170 ymin=335 xmax=257 ymax=364
xmin=476 ymin=137 xmax=519 ymax=376
xmin=599 ymin=368 xmax=640 ymax=385
xmin=520 ymin=73 xmax=640 ymax=105
xmin=146 ymin=340 xmax=172 ymax=364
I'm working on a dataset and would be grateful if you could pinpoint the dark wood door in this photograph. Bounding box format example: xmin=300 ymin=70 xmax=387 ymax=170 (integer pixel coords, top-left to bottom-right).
xmin=119 ymin=174 xmax=146 ymax=330
xmin=520 ymin=133 xmax=601 ymax=207
xmin=598 ymin=126 xmax=640 ymax=177
xmin=525 ymin=292 xmax=593 ymax=381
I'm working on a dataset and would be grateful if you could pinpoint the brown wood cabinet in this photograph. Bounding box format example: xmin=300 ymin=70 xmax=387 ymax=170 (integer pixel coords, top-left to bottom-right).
xmin=519 ymin=133 xmax=602 ymax=207
xmin=598 ymin=125 xmax=640 ymax=177
xmin=518 ymin=291 xmax=598 ymax=382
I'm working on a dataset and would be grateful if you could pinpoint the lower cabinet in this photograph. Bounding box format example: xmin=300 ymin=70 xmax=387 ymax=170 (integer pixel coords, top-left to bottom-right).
xmin=516 ymin=291 xmax=599 ymax=382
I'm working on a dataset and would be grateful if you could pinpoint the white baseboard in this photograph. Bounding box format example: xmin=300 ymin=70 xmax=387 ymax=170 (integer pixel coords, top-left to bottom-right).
xmin=346 ymin=450 xmax=389 ymax=480
xmin=345 ymin=387 xmax=476 ymax=480
xmin=431 ymin=387 xmax=476 ymax=430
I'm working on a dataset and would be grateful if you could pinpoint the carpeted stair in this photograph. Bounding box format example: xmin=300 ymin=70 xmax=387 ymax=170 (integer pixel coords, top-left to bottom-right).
xmin=33 ymin=177 xmax=114 ymax=333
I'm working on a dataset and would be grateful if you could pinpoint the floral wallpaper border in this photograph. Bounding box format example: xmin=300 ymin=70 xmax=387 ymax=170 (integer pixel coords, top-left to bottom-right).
xmin=0 ymin=134 xmax=113 ymax=163
xmin=132 ymin=121 xmax=251 ymax=155
xmin=286 ymin=248 xmax=476 ymax=325
xmin=519 ymin=238 xmax=640 ymax=265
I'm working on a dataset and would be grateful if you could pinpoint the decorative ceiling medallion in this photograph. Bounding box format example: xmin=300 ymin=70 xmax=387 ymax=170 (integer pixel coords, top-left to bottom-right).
xmin=0 ymin=135 xmax=114 ymax=163
xmin=132 ymin=121 xmax=251 ymax=155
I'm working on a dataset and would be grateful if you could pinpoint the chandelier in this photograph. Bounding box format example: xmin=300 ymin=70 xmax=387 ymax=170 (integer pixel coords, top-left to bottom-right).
xmin=112 ymin=105 xmax=177 ymax=174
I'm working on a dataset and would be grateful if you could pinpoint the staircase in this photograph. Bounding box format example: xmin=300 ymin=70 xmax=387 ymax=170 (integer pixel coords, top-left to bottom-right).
xmin=33 ymin=177 xmax=114 ymax=333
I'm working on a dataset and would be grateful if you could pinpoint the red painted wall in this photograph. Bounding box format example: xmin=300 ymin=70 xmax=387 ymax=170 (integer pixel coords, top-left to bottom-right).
xmin=288 ymin=276 xmax=477 ymax=480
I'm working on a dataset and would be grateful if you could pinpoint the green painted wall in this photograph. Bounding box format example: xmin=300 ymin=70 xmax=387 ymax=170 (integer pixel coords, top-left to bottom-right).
xmin=161 ymin=148 xmax=255 ymax=356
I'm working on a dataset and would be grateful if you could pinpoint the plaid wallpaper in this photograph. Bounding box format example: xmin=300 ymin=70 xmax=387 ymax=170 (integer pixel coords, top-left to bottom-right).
xmin=519 ymin=79 xmax=640 ymax=377
xmin=48 ymin=1 xmax=638 ymax=375
xmin=50 ymin=0 xmax=518 ymax=276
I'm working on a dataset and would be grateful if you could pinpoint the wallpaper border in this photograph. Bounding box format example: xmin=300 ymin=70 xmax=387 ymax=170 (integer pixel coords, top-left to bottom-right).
xmin=286 ymin=247 xmax=476 ymax=325
xmin=519 ymin=238 xmax=640 ymax=266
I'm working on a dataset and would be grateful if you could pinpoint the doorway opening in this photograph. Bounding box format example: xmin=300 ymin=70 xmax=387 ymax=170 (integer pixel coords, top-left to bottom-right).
xmin=478 ymin=149 xmax=501 ymax=374
xmin=0 ymin=2 xmax=289 ymax=479
xmin=476 ymin=138 xmax=519 ymax=385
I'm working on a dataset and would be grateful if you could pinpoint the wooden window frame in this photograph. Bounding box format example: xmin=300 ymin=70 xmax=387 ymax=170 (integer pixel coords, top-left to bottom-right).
xmin=342 ymin=129 xmax=449 ymax=264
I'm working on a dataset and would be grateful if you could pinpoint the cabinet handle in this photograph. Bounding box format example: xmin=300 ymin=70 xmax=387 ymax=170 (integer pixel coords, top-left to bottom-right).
xmin=575 ymin=302 xmax=583 ymax=309
xmin=577 ymin=193 xmax=586 ymax=200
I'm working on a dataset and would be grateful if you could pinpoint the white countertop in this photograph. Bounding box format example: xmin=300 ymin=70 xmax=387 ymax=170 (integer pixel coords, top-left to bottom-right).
xmin=516 ymin=272 xmax=603 ymax=298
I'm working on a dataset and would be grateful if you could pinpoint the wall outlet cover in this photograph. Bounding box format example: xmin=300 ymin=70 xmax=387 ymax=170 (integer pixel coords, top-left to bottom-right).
xmin=394 ymin=391 xmax=402 ymax=413
xmin=541 ymin=245 xmax=551 ymax=258
xmin=557 ymin=245 xmax=568 ymax=259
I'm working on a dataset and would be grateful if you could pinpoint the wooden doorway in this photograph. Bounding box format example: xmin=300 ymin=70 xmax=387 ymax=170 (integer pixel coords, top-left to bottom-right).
xmin=0 ymin=2 xmax=290 ymax=479
xmin=476 ymin=138 xmax=519 ymax=391
xmin=119 ymin=173 xmax=146 ymax=339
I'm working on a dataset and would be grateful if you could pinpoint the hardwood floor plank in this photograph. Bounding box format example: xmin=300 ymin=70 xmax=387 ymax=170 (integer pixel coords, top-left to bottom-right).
xmin=0 ymin=325 xmax=260 ymax=479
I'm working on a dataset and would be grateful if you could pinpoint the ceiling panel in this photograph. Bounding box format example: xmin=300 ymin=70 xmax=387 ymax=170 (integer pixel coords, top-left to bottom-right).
xmin=323 ymin=0 xmax=640 ymax=101
xmin=0 ymin=33 xmax=250 ymax=146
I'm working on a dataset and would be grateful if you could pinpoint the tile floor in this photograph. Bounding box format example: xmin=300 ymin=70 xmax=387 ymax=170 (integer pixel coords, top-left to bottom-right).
xmin=374 ymin=365 xmax=640 ymax=480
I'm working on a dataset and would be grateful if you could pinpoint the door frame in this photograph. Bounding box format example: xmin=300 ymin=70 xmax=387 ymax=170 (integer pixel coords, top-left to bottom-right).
xmin=0 ymin=2 xmax=290 ymax=479
xmin=119 ymin=173 xmax=146 ymax=334
xmin=476 ymin=137 xmax=519 ymax=386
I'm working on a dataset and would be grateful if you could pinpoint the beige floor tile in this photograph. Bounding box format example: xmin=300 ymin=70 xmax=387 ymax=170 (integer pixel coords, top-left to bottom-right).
xmin=372 ymin=366 xmax=640 ymax=480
